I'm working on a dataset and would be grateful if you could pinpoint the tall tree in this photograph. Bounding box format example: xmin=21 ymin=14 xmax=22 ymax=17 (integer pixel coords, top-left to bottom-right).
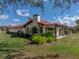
xmin=0 ymin=0 xmax=79 ymax=14
xmin=76 ymin=20 xmax=79 ymax=31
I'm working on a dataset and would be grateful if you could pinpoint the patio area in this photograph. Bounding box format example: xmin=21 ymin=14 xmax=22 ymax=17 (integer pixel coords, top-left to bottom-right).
xmin=57 ymin=35 xmax=67 ymax=39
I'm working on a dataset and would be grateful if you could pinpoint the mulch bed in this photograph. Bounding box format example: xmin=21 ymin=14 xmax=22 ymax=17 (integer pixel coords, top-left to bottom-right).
xmin=5 ymin=53 xmax=60 ymax=59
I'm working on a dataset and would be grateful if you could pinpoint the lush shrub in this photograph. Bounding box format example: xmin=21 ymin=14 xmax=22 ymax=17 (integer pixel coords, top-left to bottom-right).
xmin=46 ymin=37 xmax=53 ymax=43
xmin=41 ymin=32 xmax=55 ymax=42
xmin=32 ymin=32 xmax=55 ymax=45
xmin=32 ymin=35 xmax=46 ymax=45
xmin=45 ymin=32 xmax=53 ymax=37
xmin=41 ymin=32 xmax=54 ymax=37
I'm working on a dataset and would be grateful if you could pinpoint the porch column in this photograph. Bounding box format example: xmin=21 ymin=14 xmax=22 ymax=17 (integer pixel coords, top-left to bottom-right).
xmin=62 ymin=28 xmax=65 ymax=35
xmin=43 ymin=26 xmax=46 ymax=33
xmin=56 ymin=27 xmax=60 ymax=36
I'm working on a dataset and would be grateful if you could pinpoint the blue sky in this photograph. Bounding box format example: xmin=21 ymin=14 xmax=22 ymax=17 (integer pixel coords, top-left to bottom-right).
xmin=0 ymin=0 xmax=79 ymax=26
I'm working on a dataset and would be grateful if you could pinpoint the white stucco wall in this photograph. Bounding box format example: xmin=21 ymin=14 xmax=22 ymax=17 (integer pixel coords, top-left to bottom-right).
xmin=24 ymin=20 xmax=39 ymax=34
xmin=21 ymin=27 xmax=26 ymax=34
xmin=9 ymin=28 xmax=19 ymax=33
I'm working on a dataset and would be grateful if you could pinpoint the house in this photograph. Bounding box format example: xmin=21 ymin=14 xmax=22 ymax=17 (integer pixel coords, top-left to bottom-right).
xmin=8 ymin=25 xmax=21 ymax=34
xmin=8 ymin=14 xmax=75 ymax=38
xmin=64 ymin=26 xmax=76 ymax=34
xmin=21 ymin=14 xmax=67 ymax=37
xmin=0 ymin=26 xmax=8 ymax=31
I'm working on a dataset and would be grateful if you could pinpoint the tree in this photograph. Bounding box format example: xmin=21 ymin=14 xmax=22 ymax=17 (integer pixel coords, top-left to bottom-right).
xmin=0 ymin=0 xmax=79 ymax=14
xmin=76 ymin=20 xmax=79 ymax=32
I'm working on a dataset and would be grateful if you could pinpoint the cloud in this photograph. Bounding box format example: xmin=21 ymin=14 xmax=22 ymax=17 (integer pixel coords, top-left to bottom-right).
xmin=64 ymin=16 xmax=79 ymax=26
xmin=56 ymin=16 xmax=79 ymax=26
xmin=63 ymin=17 xmax=70 ymax=21
xmin=13 ymin=19 xmax=20 ymax=22
xmin=0 ymin=14 xmax=9 ymax=19
xmin=10 ymin=23 xmax=16 ymax=26
xmin=63 ymin=16 xmax=79 ymax=21
xmin=56 ymin=16 xmax=64 ymax=24
xmin=63 ymin=16 xmax=79 ymax=26
xmin=16 ymin=10 xmax=30 ymax=16
xmin=43 ymin=0 xmax=48 ymax=2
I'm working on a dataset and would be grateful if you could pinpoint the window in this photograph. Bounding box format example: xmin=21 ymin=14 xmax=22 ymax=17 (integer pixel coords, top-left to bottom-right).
xmin=40 ymin=27 xmax=43 ymax=33
xmin=32 ymin=26 xmax=38 ymax=34
xmin=27 ymin=27 xmax=29 ymax=33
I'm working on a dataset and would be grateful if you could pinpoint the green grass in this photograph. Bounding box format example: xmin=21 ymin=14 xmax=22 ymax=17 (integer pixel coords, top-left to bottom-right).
xmin=0 ymin=31 xmax=28 ymax=59
xmin=0 ymin=31 xmax=79 ymax=59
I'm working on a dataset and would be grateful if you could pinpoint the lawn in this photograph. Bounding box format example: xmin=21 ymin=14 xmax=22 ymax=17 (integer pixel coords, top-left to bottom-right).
xmin=0 ymin=31 xmax=79 ymax=59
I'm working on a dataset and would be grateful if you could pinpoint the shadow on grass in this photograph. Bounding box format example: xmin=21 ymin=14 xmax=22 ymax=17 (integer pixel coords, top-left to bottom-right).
xmin=10 ymin=34 xmax=21 ymax=38
xmin=0 ymin=41 xmax=23 ymax=52
xmin=0 ymin=41 xmax=24 ymax=59
xmin=10 ymin=33 xmax=32 ymax=40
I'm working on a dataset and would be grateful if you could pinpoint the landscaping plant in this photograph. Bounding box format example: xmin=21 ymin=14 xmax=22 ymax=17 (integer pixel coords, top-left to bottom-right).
xmin=41 ymin=32 xmax=55 ymax=42
xmin=32 ymin=35 xmax=46 ymax=45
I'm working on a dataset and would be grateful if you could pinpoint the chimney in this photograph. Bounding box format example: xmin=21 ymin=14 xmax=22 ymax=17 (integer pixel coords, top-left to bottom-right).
xmin=33 ymin=14 xmax=41 ymax=22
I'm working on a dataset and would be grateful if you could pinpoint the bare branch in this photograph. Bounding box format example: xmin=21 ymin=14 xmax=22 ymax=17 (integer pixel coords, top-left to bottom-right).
xmin=0 ymin=0 xmax=78 ymax=14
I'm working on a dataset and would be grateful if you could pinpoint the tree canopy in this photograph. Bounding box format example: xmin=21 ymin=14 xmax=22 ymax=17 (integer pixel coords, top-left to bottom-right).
xmin=0 ymin=0 xmax=79 ymax=14
xmin=76 ymin=20 xmax=79 ymax=31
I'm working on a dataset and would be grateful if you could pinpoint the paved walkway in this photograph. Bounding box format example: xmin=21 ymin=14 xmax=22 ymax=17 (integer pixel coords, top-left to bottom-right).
xmin=57 ymin=35 xmax=67 ymax=39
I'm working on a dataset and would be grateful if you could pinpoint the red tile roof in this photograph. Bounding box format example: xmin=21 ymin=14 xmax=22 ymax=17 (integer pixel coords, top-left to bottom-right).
xmin=38 ymin=20 xmax=53 ymax=26
xmin=9 ymin=18 xmax=64 ymax=29
xmin=23 ymin=19 xmax=33 ymax=27
xmin=38 ymin=20 xmax=63 ymax=26
xmin=9 ymin=25 xmax=23 ymax=29
xmin=22 ymin=18 xmax=64 ymax=27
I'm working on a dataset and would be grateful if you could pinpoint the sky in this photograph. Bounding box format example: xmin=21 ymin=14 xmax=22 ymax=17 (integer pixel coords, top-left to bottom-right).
xmin=0 ymin=0 xmax=79 ymax=27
